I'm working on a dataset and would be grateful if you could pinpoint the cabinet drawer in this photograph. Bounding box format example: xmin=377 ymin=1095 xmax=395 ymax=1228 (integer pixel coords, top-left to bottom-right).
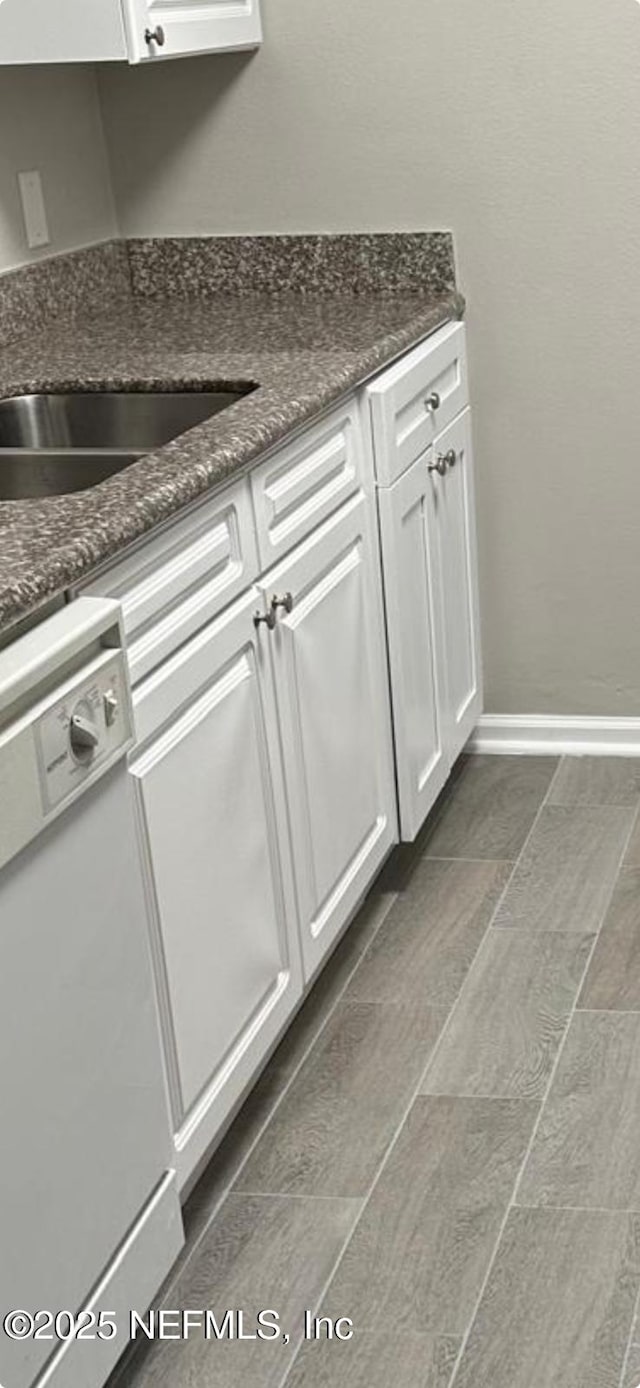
xmin=367 ymin=321 xmax=468 ymax=485
xmin=79 ymin=478 xmax=258 ymax=684
xmin=251 ymin=398 xmax=366 ymax=567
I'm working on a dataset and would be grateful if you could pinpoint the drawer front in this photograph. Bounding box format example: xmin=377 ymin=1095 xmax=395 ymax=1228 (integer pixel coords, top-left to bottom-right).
xmin=367 ymin=321 xmax=468 ymax=485
xmin=79 ymin=478 xmax=258 ymax=684
xmin=251 ymin=398 xmax=366 ymax=567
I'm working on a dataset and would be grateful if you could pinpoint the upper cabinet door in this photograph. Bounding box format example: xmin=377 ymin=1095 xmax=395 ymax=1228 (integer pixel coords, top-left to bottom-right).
xmin=258 ymin=493 xmax=397 ymax=982
xmin=434 ymin=408 xmax=483 ymax=762
xmin=122 ymin=0 xmax=262 ymax=62
xmin=0 ymin=0 xmax=127 ymax=64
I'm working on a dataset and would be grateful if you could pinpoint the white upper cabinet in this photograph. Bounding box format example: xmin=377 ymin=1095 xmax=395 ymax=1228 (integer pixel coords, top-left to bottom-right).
xmin=0 ymin=0 xmax=262 ymax=64
xmin=0 ymin=0 xmax=127 ymax=64
xmin=122 ymin=0 xmax=262 ymax=64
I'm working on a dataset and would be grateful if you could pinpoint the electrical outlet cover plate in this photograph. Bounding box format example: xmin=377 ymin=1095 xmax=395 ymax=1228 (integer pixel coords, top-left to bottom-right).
xmin=18 ymin=170 xmax=50 ymax=250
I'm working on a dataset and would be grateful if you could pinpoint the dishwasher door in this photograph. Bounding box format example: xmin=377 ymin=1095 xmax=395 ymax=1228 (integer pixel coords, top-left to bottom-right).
xmin=0 ymin=727 xmax=181 ymax=1386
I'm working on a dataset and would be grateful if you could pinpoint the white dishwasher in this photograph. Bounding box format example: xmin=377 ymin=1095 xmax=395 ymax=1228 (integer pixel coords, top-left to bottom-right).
xmin=0 ymin=597 xmax=183 ymax=1388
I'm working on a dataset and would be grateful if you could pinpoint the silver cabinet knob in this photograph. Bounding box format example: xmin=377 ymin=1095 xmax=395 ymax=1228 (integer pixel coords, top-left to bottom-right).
xmin=425 ymin=392 xmax=441 ymax=411
xmin=254 ymin=608 xmax=277 ymax=631
xmin=145 ymin=24 xmax=165 ymax=45
xmin=428 ymin=457 xmax=448 ymax=477
xmin=270 ymin=593 xmax=294 ymax=616
xmin=442 ymin=449 xmax=457 ymax=468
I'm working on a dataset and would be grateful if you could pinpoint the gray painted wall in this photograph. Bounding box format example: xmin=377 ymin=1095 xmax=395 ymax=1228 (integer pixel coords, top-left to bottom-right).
xmin=99 ymin=0 xmax=640 ymax=716
xmin=0 ymin=67 xmax=117 ymax=272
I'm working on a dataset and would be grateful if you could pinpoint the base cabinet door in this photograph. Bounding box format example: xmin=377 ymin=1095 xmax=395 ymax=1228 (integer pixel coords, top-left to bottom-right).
xmin=130 ymin=588 xmax=302 ymax=1188
xmin=434 ymin=408 xmax=483 ymax=762
xmin=378 ymin=453 xmax=450 ymax=841
xmin=257 ymin=493 xmax=397 ymax=982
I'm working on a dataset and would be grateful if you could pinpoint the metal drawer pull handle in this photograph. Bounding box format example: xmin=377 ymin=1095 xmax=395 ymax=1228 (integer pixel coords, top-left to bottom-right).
xmin=425 ymin=391 xmax=441 ymax=411
xmin=270 ymin=593 xmax=294 ymax=615
xmin=145 ymin=25 xmax=166 ymax=45
xmin=428 ymin=457 xmax=448 ymax=477
xmin=443 ymin=449 xmax=457 ymax=468
xmin=253 ymin=608 xmax=277 ymax=631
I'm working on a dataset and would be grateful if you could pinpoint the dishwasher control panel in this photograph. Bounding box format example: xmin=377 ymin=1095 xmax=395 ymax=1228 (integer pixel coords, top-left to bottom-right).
xmin=36 ymin=653 xmax=131 ymax=812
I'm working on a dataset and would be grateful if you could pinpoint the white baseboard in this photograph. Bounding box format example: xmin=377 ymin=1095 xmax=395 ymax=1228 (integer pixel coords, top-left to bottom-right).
xmin=469 ymin=714 xmax=640 ymax=758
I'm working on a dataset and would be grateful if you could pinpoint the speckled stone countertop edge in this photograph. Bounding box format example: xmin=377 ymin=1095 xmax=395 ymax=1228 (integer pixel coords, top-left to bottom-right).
xmin=0 ymin=297 xmax=460 ymax=638
xmin=0 ymin=229 xmax=460 ymax=638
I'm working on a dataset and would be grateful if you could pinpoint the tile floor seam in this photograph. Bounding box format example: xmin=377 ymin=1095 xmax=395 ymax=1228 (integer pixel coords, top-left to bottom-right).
xmin=219 ymin=1190 xmax=368 ymax=1203
xmin=423 ymin=754 xmax=562 ymax=865
xmin=278 ymin=764 xmax=565 ymax=1388
xmin=155 ymin=887 xmax=400 ymax=1305
xmin=575 ymin=1007 xmax=640 ymax=1016
xmin=514 ymin=1201 xmax=640 ymax=1215
xmin=446 ymin=786 xmax=640 ymax=1388
xmin=553 ymin=800 xmax=640 ymax=810
xmin=411 ymin=755 xmax=566 ymax=1109
xmin=616 ymin=808 xmax=640 ymax=1388
xmin=619 ymin=1273 xmax=640 ymax=1388
xmin=414 ymin=855 xmax=516 ymax=865
xmin=272 ymin=1201 xmax=368 ymax=1388
xmin=577 ymin=799 xmax=640 ymax=1025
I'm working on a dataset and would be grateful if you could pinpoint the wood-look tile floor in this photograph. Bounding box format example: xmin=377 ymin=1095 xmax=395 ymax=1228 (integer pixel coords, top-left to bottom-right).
xmin=113 ymin=754 xmax=640 ymax=1388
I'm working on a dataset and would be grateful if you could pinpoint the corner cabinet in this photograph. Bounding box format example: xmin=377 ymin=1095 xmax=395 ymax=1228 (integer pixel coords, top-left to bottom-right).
xmin=0 ymin=0 xmax=261 ymax=65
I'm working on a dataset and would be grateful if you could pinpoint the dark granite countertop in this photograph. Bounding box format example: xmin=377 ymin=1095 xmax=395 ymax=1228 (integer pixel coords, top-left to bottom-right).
xmin=0 ymin=288 xmax=462 ymax=634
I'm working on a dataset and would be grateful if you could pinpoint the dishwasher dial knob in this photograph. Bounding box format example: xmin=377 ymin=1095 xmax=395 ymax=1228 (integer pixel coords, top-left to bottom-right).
xmin=69 ymin=700 xmax=100 ymax=765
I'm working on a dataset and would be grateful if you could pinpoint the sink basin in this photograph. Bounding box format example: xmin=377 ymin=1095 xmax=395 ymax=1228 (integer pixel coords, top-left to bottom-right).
xmin=0 ymin=450 xmax=141 ymax=501
xmin=0 ymin=388 xmax=254 ymax=453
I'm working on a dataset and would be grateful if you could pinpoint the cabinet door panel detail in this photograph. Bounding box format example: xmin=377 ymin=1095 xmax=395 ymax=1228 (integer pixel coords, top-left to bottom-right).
xmin=378 ymin=455 xmax=449 ymax=840
xmin=251 ymin=400 xmax=364 ymax=567
xmin=261 ymin=496 xmax=396 ymax=979
xmin=131 ymin=592 xmax=300 ymax=1184
xmin=435 ymin=408 xmax=482 ymax=759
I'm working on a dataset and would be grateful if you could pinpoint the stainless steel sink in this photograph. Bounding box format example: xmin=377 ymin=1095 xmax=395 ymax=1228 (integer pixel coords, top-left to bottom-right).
xmin=0 ymin=450 xmax=141 ymax=501
xmin=0 ymin=388 xmax=253 ymax=452
xmin=0 ymin=386 xmax=256 ymax=501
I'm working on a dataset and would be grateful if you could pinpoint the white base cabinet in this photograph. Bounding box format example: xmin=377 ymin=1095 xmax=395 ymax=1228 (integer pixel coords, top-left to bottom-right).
xmin=369 ymin=324 xmax=483 ymax=841
xmin=76 ymin=317 xmax=480 ymax=1191
xmin=118 ymin=414 xmax=395 ymax=1185
xmin=130 ymin=587 xmax=302 ymax=1188
xmin=258 ymin=492 xmax=396 ymax=981
xmin=0 ymin=0 xmax=261 ymax=64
